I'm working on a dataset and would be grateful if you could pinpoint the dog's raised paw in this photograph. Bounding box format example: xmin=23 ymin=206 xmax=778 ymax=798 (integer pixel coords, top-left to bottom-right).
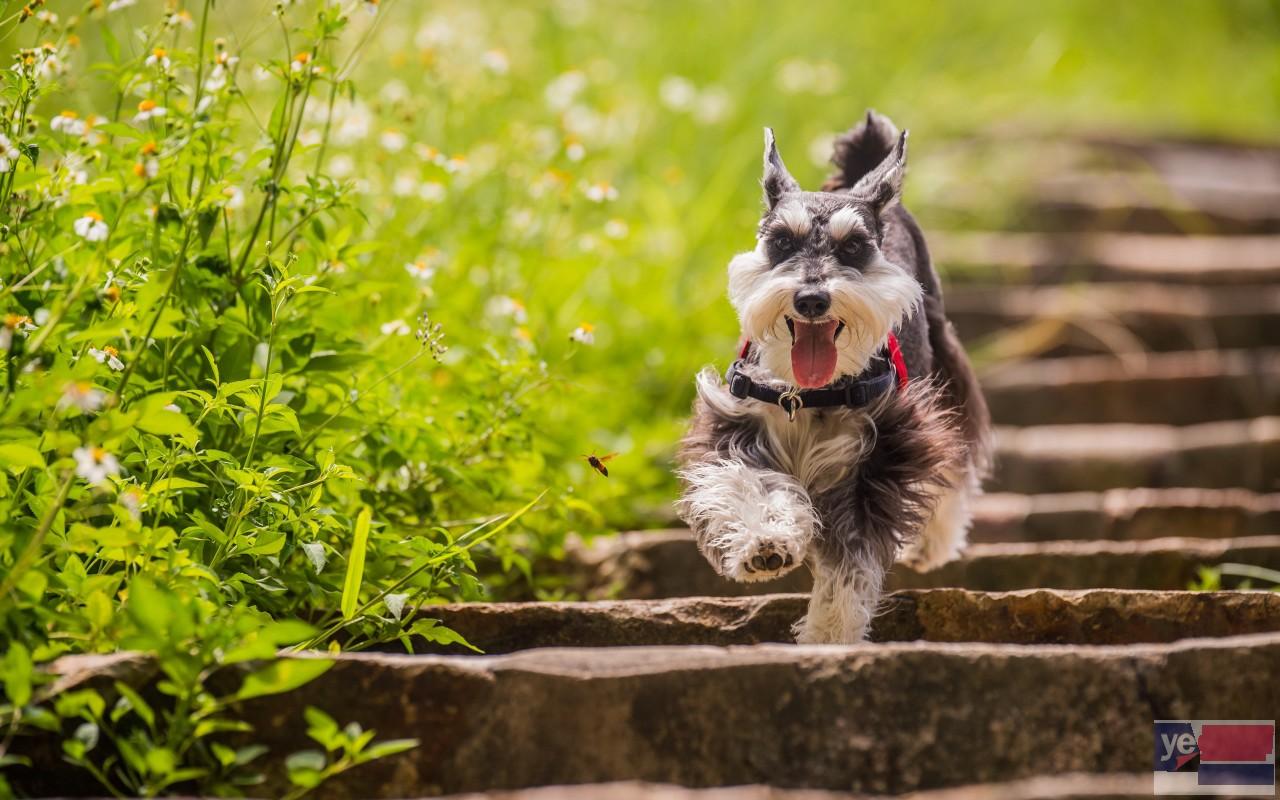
xmin=728 ymin=537 xmax=803 ymax=583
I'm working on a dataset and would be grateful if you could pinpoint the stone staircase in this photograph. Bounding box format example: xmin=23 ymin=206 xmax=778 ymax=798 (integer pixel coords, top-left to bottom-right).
xmin=28 ymin=136 xmax=1280 ymax=799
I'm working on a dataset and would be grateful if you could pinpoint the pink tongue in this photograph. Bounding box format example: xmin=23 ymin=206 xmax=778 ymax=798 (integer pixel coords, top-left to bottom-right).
xmin=790 ymin=319 xmax=840 ymax=388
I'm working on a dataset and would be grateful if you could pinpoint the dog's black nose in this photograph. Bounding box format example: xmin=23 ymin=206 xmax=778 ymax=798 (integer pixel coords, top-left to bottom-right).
xmin=793 ymin=291 xmax=831 ymax=319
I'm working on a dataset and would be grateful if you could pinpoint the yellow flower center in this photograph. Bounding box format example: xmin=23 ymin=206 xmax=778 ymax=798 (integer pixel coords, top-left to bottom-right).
xmin=294 ymin=52 xmax=311 ymax=64
xmin=59 ymin=110 xmax=78 ymax=119
xmin=152 ymin=48 xmax=167 ymax=58
xmin=579 ymin=322 xmax=595 ymax=332
xmin=4 ymin=313 xmax=30 ymax=329
xmin=103 ymin=345 xmax=118 ymax=358
xmin=137 ymin=99 xmax=157 ymax=112
xmin=84 ymin=211 xmax=104 ymax=222
xmin=140 ymin=141 xmax=158 ymax=155
xmin=91 ymin=447 xmax=107 ymax=461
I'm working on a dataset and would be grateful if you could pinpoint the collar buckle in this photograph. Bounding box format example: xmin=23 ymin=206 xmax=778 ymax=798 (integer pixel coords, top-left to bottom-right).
xmin=778 ymin=386 xmax=803 ymax=421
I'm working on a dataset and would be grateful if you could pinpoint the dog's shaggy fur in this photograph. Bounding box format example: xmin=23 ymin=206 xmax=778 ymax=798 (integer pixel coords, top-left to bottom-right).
xmin=677 ymin=111 xmax=992 ymax=643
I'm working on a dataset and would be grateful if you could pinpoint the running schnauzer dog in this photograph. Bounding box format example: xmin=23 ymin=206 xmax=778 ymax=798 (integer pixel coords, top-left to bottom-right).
xmin=677 ymin=111 xmax=992 ymax=644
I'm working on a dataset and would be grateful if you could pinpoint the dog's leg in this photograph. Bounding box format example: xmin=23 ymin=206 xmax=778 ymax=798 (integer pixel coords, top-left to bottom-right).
xmin=794 ymin=546 xmax=890 ymax=644
xmin=677 ymin=459 xmax=817 ymax=583
xmin=898 ymin=463 xmax=980 ymax=571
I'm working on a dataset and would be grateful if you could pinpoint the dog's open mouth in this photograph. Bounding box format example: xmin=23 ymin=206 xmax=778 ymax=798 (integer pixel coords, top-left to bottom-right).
xmin=786 ymin=317 xmax=843 ymax=388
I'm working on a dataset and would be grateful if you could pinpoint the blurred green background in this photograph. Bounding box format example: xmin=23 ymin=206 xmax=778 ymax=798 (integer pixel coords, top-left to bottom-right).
xmin=27 ymin=0 xmax=1280 ymax=535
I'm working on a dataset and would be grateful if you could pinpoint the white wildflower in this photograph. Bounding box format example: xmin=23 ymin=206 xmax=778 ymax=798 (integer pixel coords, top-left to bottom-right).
xmin=144 ymin=47 xmax=171 ymax=71
xmin=659 ymin=75 xmax=697 ymax=111
xmin=380 ymin=319 xmax=411 ymax=336
xmin=405 ymin=250 xmax=442 ymax=281
xmin=36 ymin=52 xmax=64 ymax=81
xmin=58 ymin=381 xmax=106 ymax=412
xmin=88 ymin=345 xmax=125 ymax=371
xmin=486 ymin=295 xmax=527 ymax=323
xmin=569 ymin=322 xmax=596 ymax=345
xmin=482 ymin=49 xmax=509 ymax=75
xmin=0 ymin=134 xmax=18 ymax=172
xmin=404 ymin=262 xmax=438 ymax=291
xmin=106 ymin=0 xmax=137 ymax=10
xmin=222 ymin=185 xmax=245 ymax=210
xmin=418 ymin=181 xmax=447 ymax=203
xmin=604 ymin=218 xmax=629 ymax=239
xmin=74 ymin=211 xmax=109 ymax=241
xmin=132 ymin=99 xmax=167 ymax=124
xmin=328 ymin=154 xmax=354 ymax=178
xmin=582 ymin=181 xmax=618 ymax=203
xmin=118 ymin=488 xmax=144 ymax=520
xmin=694 ymin=86 xmax=732 ymax=125
xmin=51 ymin=111 xmax=86 ymax=136
xmin=565 ymin=138 xmax=585 ymax=162
xmin=392 ymin=172 xmax=419 ymax=197
xmin=544 ymin=69 xmax=587 ymax=111
xmin=73 ymin=446 xmax=121 ymax=486
xmin=379 ymin=129 xmax=407 ymax=153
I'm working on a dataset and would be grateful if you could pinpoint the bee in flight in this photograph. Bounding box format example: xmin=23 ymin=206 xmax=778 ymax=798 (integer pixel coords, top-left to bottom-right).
xmin=584 ymin=452 xmax=617 ymax=477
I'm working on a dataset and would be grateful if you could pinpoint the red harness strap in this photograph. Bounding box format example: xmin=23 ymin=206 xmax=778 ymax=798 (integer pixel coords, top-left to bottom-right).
xmin=736 ymin=333 xmax=910 ymax=390
xmin=886 ymin=332 xmax=909 ymax=390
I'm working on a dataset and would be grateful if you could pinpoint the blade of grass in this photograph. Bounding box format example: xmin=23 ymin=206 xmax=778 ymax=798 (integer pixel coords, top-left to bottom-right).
xmin=294 ymin=491 xmax=546 ymax=651
xmin=340 ymin=506 xmax=372 ymax=620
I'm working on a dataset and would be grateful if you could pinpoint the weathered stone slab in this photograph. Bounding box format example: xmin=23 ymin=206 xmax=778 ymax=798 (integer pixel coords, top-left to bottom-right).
xmin=414 ymin=590 xmax=1280 ymax=653
xmin=971 ymin=489 xmax=1280 ymax=543
xmin=947 ymin=283 xmax=1280 ymax=353
xmin=933 ymin=231 xmax=1280 ymax=285
xmin=1029 ymin=170 xmax=1280 ymax=235
xmin=887 ymin=536 xmax=1280 ymax=592
xmin=991 ymin=417 xmax=1280 ymax=493
xmin=565 ymin=530 xmax=1280 ymax=599
xmin=982 ymin=350 xmax=1280 ymax=426
xmin=438 ymin=773 xmax=1154 ymax=799
xmin=22 ymin=635 xmax=1280 ymax=798
xmin=570 ymin=529 xmax=814 ymax=601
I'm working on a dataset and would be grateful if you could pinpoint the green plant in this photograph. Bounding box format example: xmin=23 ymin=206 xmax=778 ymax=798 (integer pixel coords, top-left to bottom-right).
xmin=2 ymin=0 xmax=1278 ymax=794
xmin=1189 ymin=563 xmax=1280 ymax=592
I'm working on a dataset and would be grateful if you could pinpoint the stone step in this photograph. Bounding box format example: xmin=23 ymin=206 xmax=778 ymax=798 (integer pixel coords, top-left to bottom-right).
xmin=932 ymin=231 xmax=1280 ymax=285
xmin=415 ymin=590 xmax=1280 ymax=653
xmin=971 ymin=488 xmax=1280 ymax=543
xmin=947 ymin=283 xmax=1280 ymax=354
xmin=888 ymin=536 xmax=1280 ymax=592
xmin=24 ymin=635 xmax=1280 ymax=796
xmin=565 ymin=531 xmax=1280 ymax=599
xmin=436 ymin=774 xmax=1153 ymax=800
xmin=1028 ymin=170 xmax=1280 ymax=235
xmin=991 ymin=417 xmax=1279 ymax=493
xmin=981 ymin=349 xmax=1280 ymax=426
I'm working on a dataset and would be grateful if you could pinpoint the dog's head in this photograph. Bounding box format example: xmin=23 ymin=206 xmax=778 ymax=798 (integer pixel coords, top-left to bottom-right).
xmin=727 ymin=126 xmax=922 ymax=388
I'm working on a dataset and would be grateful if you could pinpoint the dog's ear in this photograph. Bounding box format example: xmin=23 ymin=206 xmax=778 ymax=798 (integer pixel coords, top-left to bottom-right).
xmin=851 ymin=130 xmax=907 ymax=217
xmin=762 ymin=128 xmax=800 ymax=210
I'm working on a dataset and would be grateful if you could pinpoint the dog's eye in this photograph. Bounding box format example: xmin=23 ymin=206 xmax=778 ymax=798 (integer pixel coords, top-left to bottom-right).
xmin=771 ymin=235 xmax=797 ymax=256
xmin=837 ymin=240 xmax=864 ymax=266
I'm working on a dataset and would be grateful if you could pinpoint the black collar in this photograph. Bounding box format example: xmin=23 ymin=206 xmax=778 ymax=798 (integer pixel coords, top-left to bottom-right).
xmin=726 ymin=352 xmax=897 ymax=419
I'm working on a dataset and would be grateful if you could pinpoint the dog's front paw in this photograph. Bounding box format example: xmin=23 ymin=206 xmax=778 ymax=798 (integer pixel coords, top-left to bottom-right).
xmin=718 ymin=531 xmax=807 ymax=583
